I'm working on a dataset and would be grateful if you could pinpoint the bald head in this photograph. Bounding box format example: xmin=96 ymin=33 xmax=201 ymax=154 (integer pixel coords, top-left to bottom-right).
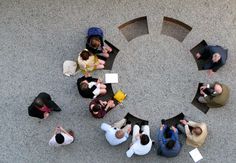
xmin=115 ymin=130 xmax=124 ymax=139
xmin=214 ymin=84 xmax=223 ymax=94
xmin=212 ymin=53 xmax=221 ymax=63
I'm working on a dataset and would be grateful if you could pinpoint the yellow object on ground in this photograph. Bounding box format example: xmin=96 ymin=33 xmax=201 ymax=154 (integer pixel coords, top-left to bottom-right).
xmin=114 ymin=90 xmax=126 ymax=103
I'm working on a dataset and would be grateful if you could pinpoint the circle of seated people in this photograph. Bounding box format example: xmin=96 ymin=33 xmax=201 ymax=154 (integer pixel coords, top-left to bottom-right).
xmin=28 ymin=26 xmax=229 ymax=160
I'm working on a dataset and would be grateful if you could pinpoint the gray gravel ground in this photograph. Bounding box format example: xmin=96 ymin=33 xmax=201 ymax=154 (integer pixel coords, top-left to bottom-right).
xmin=1 ymin=0 xmax=236 ymax=163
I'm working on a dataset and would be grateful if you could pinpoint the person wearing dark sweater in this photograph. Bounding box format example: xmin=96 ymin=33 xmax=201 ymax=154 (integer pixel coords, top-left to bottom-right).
xmin=28 ymin=92 xmax=61 ymax=119
xmin=157 ymin=124 xmax=181 ymax=157
xmin=89 ymin=98 xmax=115 ymax=118
xmin=195 ymin=45 xmax=227 ymax=76
xmin=77 ymin=76 xmax=107 ymax=99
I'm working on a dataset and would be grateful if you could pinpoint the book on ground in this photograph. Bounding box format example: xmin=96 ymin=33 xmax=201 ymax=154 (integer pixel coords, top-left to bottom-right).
xmin=189 ymin=148 xmax=203 ymax=162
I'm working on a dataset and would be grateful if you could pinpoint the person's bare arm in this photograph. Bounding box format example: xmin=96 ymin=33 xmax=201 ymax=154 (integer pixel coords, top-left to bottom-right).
xmin=59 ymin=127 xmax=73 ymax=138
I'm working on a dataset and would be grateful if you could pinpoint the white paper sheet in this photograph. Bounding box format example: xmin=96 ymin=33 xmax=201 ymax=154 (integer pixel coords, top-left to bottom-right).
xmin=105 ymin=73 xmax=118 ymax=83
xmin=189 ymin=148 xmax=203 ymax=162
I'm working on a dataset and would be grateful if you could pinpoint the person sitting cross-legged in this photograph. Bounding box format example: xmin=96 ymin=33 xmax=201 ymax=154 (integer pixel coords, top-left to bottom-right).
xmin=126 ymin=124 xmax=152 ymax=158
xmin=86 ymin=36 xmax=112 ymax=58
xmin=89 ymin=98 xmax=115 ymax=118
xmin=49 ymin=126 xmax=75 ymax=147
xmin=78 ymin=49 xmax=105 ymax=77
xmin=101 ymin=118 xmax=131 ymax=146
xmin=157 ymin=123 xmax=181 ymax=157
xmin=177 ymin=119 xmax=207 ymax=148
xmin=86 ymin=27 xmax=112 ymax=58
xmin=198 ymin=82 xmax=229 ymax=108
xmin=77 ymin=76 xmax=107 ymax=99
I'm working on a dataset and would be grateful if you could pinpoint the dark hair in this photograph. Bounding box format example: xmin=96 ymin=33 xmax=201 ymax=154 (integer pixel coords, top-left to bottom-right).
xmin=34 ymin=98 xmax=44 ymax=108
xmin=92 ymin=104 xmax=101 ymax=112
xmin=80 ymin=50 xmax=91 ymax=60
xmin=140 ymin=134 xmax=150 ymax=145
xmin=80 ymin=82 xmax=88 ymax=91
xmin=90 ymin=37 xmax=101 ymax=48
xmin=55 ymin=133 xmax=65 ymax=144
xmin=166 ymin=140 xmax=176 ymax=149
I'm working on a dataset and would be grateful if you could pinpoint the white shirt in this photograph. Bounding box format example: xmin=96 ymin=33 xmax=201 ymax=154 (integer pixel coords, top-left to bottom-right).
xmin=88 ymin=82 xmax=100 ymax=98
xmin=126 ymin=137 xmax=152 ymax=157
xmin=101 ymin=123 xmax=129 ymax=146
xmin=49 ymin=133 xmax=74 ymax=147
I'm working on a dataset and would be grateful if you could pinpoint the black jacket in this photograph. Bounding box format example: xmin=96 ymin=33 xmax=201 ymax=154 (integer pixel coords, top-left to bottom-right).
xmin=77 ymin=76 xmax=98 ymax=98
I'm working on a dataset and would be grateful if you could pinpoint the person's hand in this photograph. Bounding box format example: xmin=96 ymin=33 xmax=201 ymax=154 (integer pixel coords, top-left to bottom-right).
xmin=97 ymin=78 xmax=102 ymax=83
xmin=171 ymin=126 xmax=177 ymax=132
xmin=180 ymin=119 xmax=188 ymax=125
xmin=44 ymin=112 xmax=49 ymax=119
xmin=127 ymin=127 xmax=131 ymax=134
xmin=200 ymin=85 xmax=207 ymax=90
xmin=107 ymin=100 xmax=114 ymax=106
xmin=195 ymin=53 xmax=201 ymax=59
xmin=129 ymin=143 xmax=133 ymax=147
xmin=200 ymin=89 xmax=206 ymax=95
xmin=160 ymin=124 xmax=164 ymax=130
xmin=207 ymin=69 xmax=214 ymax=77
xmin=56 ymin=126 xmax=61 ymax=133
xmin=99 ymin=100 xmax=107 ymax=106
xmin=102 ymin=49 xmax=108 ymax=53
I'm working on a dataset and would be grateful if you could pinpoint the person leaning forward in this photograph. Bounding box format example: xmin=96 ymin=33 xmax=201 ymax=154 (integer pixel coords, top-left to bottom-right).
xmin=157 ymin=124 xmax=181 ymax=157
xmin=195 ymin=45 xmax=227 ymax=76
xmin=177 ymin=119 xmax=207 ymax=148
xmin=126 ymin=124 xmax=152 ymax=158
xmin=198 ymin=82 xmax=229 ymax=108
xmin=28 ymin=92 xmax=61 ymax=119
xmin=101 ymin=118 xmax=131 ymax=146
xmin=77 ymin=76 xmax=107 ymax=99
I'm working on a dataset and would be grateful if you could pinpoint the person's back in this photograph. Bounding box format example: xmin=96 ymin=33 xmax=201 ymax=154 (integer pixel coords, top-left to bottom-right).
xmin=157 ymin=125 xmax=181 ymax=157
xmin=206 ymin=83 xmax=229 ymax=108
xmin=101 ymin=123 xmax=129 ymax=146
xmin=126 ymin=125 xmax=152 ymax=157
xmin=49 ymin=126 xmax=74 ymax=147
xmin=186 ymin=121 xmax=207 ymax=147
xmin=127 ymin=135 xmax=152 ymax=156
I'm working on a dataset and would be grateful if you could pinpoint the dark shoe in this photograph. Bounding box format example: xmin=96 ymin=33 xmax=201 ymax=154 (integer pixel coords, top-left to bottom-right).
xmin=53 ymin=107 xmax=62 ymax=112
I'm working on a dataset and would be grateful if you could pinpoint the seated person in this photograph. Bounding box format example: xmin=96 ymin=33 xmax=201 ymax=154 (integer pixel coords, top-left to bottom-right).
xmin=28 ymin=92 xmax=61 ymax=119
xmin=77 ymin=76 xmax=107 ymax=99
xmin=49 ymin=126 xmax=74 ymax=147
xmin=86 ymin=27 xmax=112 ymax=58
xmin=126 ymin=124 xmax=152 ymax=158
xmin=177 ymin=119 xmax=207 ymax=147
xmin=157 ymin=123 xmax=181 ymax=157
xmin=101 ymin=118 xmax=131 ymax=145
xmin=89 ymin=99 xmax=115 ymax=118
xmin=78 ymin=49 xmax=105 ymax=77
xmin=198 ymin=82 xmax=229 ymax=108
xmin=195 ymin=45 xmax=227 ymax=76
